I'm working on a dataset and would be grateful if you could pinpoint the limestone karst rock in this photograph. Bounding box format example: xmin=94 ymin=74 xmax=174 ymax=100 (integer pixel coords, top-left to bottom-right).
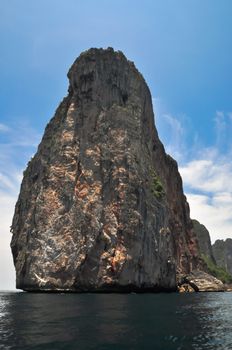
xmin=213 ymin=239 xmax=232 ymax=276
xmin=183 ymin=270 xmax=224 ymax=292
xmin=191 ymin=220 xmax=232 ymax=286
xmin=11 ymin=48 xmax=201 ymax=292
xmin=192 ymin=219 xmax=216 ymax=264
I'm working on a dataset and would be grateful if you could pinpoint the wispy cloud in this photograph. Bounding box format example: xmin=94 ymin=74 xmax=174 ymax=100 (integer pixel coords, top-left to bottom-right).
xmin=0 ymin=123 xmax=10 ymax=132
xmin=214 ymin=111 xmax=226 ymax=148
xmin=213 ymin=111 xmax=232 ymax=152
xmin=153 ymin=97 xmax=184 ymax=161
xmin=153 ymin=99 xmax=198 ymax=162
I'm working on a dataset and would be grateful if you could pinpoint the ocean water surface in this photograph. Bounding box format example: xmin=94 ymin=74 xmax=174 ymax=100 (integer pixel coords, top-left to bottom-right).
xmin=0 ymin=291 xmax=232 ymax=349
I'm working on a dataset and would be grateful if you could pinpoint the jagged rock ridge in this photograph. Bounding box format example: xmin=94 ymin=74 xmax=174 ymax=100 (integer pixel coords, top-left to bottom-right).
xmin=11 ymin=47 xmax=201 ymax=292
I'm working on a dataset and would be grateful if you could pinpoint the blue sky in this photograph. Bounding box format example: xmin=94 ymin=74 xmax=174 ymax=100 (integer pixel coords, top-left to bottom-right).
xmin=1 ymin=0 xmax=232 ymax=289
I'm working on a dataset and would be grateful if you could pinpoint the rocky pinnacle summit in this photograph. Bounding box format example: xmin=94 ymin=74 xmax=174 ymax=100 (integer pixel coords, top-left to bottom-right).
xmin=11 ymin=48 xmax=201 ymax=292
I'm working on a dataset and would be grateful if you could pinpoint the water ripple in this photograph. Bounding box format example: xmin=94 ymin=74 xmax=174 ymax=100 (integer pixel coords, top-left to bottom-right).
xmin=0 ymin=292 xmax=232 ymax=349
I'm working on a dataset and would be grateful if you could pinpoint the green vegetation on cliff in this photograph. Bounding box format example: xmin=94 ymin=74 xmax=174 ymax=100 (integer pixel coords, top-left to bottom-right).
xmin=151 ymin=170 xmax=165 ymax=199
xmin=201 ymin=254 xmax=232 ymax=284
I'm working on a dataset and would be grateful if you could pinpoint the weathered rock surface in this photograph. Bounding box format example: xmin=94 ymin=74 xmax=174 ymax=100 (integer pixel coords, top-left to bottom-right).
xmin=178 ymin=283 xmax=195 ymax=293
xmin=213 ymin=239 xmax=232 ymax=276
xmin=224 ymin=284 xmax=232 ymax=292
xmin=11 ymin=47 xmax=201 ymax=292
xmin=192 ymin=219 xmax=216 ymax=263
xmin=181 ymin=270 xmax=224 ymax=292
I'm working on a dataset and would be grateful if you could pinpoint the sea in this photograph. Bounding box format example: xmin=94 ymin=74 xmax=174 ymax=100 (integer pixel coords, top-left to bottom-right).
xmin=0 ymin=291 xmax=232 ymax=350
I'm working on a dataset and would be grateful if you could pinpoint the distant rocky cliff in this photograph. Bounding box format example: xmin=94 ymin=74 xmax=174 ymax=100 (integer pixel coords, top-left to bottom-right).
xmin=192 ymin=219 xmax=232 ymax=285
xmin=192 ymin=219 xmax=215 ymax=263
xmin=213 ymin=239 xmax=232 ymax=276
xmin=11 ymin=48 xmax=201 ymax=292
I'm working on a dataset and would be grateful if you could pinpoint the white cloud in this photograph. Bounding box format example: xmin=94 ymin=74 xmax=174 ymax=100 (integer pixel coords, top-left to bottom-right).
xmin=179 ymin=158 xmax=232 ymax=193
xmin=179 ymin=149 xmax=232 ymax=243
xmin=153 ymin=99 xmax=232 ymax=243
xmin=0 ymin=121 xmax=40 ymax=290
xmin=0 ymin=188 xmax=19 ymax=290
xmin=186 ymin=193 xmax=232 ymax=243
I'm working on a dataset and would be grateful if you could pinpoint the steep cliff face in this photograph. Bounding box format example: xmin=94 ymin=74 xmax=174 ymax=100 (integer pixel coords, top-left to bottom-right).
xmin=213 ymin=239 xmax=232 ymax=276
xmin=11 ymin=48 xmax=200 ymax=292
xmin=191 ymin=220 xmax=232 ymax=284
xmin=192 ymin=219 xmax=215 ymax=263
